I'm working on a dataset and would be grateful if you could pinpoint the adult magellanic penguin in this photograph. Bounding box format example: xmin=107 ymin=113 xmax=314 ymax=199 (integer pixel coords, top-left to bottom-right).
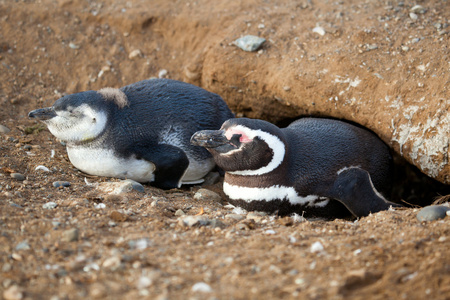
xmin=29 ymin=78 xmax=234 ymax=189
xmin=191 ymin=117 xmax=401 ymax=218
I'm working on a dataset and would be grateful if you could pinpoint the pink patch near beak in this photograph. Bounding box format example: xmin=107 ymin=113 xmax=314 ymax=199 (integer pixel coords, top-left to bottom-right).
xmin=225 ymin=128 xmax=252 ymax=143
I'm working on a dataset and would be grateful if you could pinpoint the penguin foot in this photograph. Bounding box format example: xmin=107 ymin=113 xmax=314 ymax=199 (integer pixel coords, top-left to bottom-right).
xmin=330 ymin=167 xmax=401 ymax=217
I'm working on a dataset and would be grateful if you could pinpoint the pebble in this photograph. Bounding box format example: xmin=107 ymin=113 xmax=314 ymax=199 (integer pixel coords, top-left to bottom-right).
xmin=102 ymin=256 xmax=121 ymax=271
xmin=0 ymin=124 xmax=11 ymax=133
xmin=98 ymin=181 xmax=133 ymax=194
xmin=3 ymin=285 xmax=23 ymax=300
xmin=124 ymin=179 xmax=145 ymax=193
xmin=43 ymin=202 xmax=58 ymax=209
xmin=62 ymin=228 xmax=79 ymax=242
xmin=35 ymin=165 xmax=50 ymax=172
xmin=174 ymin=209 xmax=186 ymax=216
xmin=410 ymin=5 xmax=426 ymax=14
xmin=128 ymin=49 xmax=142 ymax=59
xmin=312 ymin=26 xmax=326 ymax=36
xmin=310 ymin=241 xmax=325 ymax=253
xmin=158 ymin=69 xmax=168 ymax=78
xmin=110 ymin=211 xmax=128 ymax=222
xmin=137 ymin=276 xmax=153 ymax=289
xmin=409 ymin=13 xmax=418 ymax=20
xmin=225 ymin=213 xmax=245 ymax=221
xmin=15 ymin=241 xmax=30 ymax=251
xmin=94 ymin=203 xmax=106 ymax=209
xmin=417 ymin=205 xmax=450 ymax=222
xmin=191 ymin=282 xmax=212 ymax=293
xmin=10 ymin=173 xmax=25 ymax=181
xmin=193 ymin=189 xmax=222 ymax=203
xmin=233 ymin=35 xmax=266 ymax=52
xmin=178 ymin=215 xmax=211 ymax=227
xmin=53 ymin=181 xmax=70 ymax=188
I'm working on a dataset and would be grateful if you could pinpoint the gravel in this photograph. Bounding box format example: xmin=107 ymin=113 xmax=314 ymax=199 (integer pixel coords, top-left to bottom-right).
xmin=10 ymin=173 xmax=25 ymax=181
xmin=233 ymin=35 xmax=266 ymax=52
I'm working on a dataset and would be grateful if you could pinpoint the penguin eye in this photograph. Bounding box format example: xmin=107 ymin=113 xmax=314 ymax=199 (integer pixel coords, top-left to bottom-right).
xmin=92 ymin=118 xmax=96 ymax=123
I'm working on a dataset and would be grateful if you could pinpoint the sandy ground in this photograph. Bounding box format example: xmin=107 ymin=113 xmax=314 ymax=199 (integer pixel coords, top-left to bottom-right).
xmin=1 ymin=0 xmax=449 ymax=299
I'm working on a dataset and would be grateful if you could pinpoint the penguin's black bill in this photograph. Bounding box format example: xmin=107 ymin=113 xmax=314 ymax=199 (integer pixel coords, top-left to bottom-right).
xmin=190 ymin=130 xmax=229 ymax=148
xmin=28 ymin=107 xmax=57 ymax=120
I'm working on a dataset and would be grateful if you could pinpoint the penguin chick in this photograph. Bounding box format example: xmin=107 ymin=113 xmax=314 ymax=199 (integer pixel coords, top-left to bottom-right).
xmin=29 ymin=79 xmax=234 ymax=189
xmin=191 ymin=117 xmax=400 ymax=218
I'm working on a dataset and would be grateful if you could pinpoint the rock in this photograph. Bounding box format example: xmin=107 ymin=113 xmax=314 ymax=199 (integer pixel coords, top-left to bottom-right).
xmin=124 ymin=179 xmax=145 ymax=193
xmin=0 ymin=124 xmax=11 ymax=133
xmin=417 ymin=205 xmax=450 ymax=222
xmin=310 ymin=241 xmax=325 ymax=253
xmin=61 ymin=228 xmax=79 ymax=242
xmin=102 ymin=256 xmax=121 ymax=271
xmin=110 ymin=211 xmax=128 ymax=222
xmin=178 ymin=215 xmax=211 ymax=227
xmin=233 ymin=35 xmax=266 ymax=52
xmin=225 ymin=213 xmax=245 ymax=221
xmin=312 ymin=26 xmax=326 ymax=36
xmin=137 ymin=276 xmax=153 ymax=289
xmin=3 ymin=285 xmax=23 ymax=300
xmin=174 ymin=209 xmax=186 ymax=216
xmin=128 ymin=49 xmax=142 ymax=59
xmin=52 ymin=181 xmax=70 ymax=188
xmin=15 ymin=241 xmax=30 ymax=251
xmin=191 ymin=282 xmax=212 ymax=293
xmin=98 ymin=181 xmax=133 ymax=195
xmin=158 ymin=69 xmax=168 ymax=78
xmin=43 ymin=202 xmax=58 ymax=209
xmin=194 ymin=188 xmax=222 ymax=203
xmin=10 ymin=173 xmax=25 ymax=181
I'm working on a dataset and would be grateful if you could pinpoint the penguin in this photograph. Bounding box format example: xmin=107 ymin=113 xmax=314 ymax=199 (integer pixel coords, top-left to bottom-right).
xmin=191 ymin=117 xmax=401 ymax=218
xmin=28 ymin=78 xmax=234 ymax=189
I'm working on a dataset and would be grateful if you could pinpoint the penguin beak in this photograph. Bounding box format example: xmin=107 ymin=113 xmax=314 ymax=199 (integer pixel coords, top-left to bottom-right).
xmin=28 ymin=107 xmax=57 ymax=120
xmin=191 ymin=130 xmax=229 ymax=148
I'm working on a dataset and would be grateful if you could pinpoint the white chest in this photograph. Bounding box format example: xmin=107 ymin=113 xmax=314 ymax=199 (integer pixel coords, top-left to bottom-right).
xmin=223 ymin=182 xmax=330 ymax=207
xmin=67 ymin=146 xmax=156 ymax=183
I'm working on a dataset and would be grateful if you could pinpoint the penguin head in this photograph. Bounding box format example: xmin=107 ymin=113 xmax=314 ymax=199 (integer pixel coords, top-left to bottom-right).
xmin=28 ymin=91 xmax=113 ymax=143
xmin=191 ymin=118 xmax=286 ymax=176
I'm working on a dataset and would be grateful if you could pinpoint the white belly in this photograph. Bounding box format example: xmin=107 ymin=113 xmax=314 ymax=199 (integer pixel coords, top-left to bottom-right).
xmin=67 ymin=146 xmax=156 ymax=183
xmin=67 ymin=146 xmax=214 ymax=185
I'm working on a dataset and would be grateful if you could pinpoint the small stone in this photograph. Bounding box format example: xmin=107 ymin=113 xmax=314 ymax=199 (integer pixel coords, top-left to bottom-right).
xmin=283 ymin=86 xmax=291 ymax=91
xmin=417 ymin=205 xmax=450 ymax=222
xmin=62 ymin=228 xmax=79 ymax=242
xmin=35 ymin=165 xmax=50 ymax=172
xmin=158 ymin=69 xmax=168 ymax=78
xmin=110 ymin=211 xmax=128 ymax=222
xmin=310 ymin=241 xmax=325 ymax=253
xmin=3 ymin=285 xmax=23 ymax=300
xmin=53 ymin=181 xmax=70 ymax=188
xmin=191 ymin=282 xmax=212 ymax=293
xmin=410 ymin=5 xmax=426 ymax=14
xmin=194 ymin=189 xmax=222 ymax=203
xmin=225 ymin=213 xmax=245 ymax=221
xmin=68 ymin=42 xmax=79 ymax=49
xmin=10 ymin=173 xmax=25 ymax=181
xmin=0 ymin=124 xmax=11 ymax=133
xmin=137 ymin=276 xmax=152 ymax=289
xmin=43 ymin=202 xmax=58 ymax=209
xmin=174 ymin=209 xmax=186 ymax=216
xmin=98 ymin=181 xmax=133 ymax=194
xmin=178 ymin=215 xmax=210 ymax=227
xmin=89 ymin=283 xmax=107 ymax=299
xmin=312 ymin=26 xmax=326 ymax=36
xmin=15 ymin=241 xmax=30 ymax=251
xmin=233 ymin=35 xmax=266 ymax=52
xmin=409 ymin=13 xmax=418 ymax=20
xmin=102 ymin=256 xmax=121 ymax=270
xmin=95 ymin=203 xmax=106 ymax=209
xmin=128 ymin=49 xmax=142 ymax=59
xmin=124 ymin=179 xmax=145 ymax=193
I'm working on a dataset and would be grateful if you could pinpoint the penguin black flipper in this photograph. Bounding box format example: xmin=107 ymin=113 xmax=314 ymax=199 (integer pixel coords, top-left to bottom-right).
xmin=131 ymin=143 xmax=189 ymax=190
xmin=328 ymin=167 xmax=401 ymax=217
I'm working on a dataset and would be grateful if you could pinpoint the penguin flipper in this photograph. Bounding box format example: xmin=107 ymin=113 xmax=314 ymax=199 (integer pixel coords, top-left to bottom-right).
xmin=133 ymin=144 xmax=189 ymax=190
xmin=328 ymin=167 xmax=401 ymax=217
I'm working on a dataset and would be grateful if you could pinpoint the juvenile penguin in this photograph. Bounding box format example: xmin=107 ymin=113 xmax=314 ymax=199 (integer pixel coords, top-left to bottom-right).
xmin=191 ymin=117 xmax=400 ymax=218
xmin=29 ymin=78 xmax=234 ymax=189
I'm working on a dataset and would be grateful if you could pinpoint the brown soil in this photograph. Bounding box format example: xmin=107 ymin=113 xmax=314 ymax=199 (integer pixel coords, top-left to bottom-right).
xmin=1 ymin=1 xmax=449 ymax=299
